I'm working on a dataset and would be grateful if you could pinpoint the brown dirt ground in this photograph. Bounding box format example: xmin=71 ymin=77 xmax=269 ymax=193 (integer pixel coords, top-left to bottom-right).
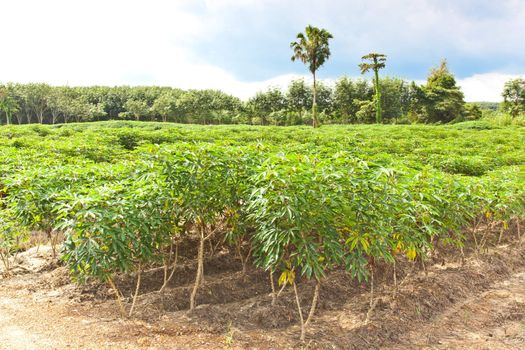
xmin=1 ymin=225 xmax=525 ymax=350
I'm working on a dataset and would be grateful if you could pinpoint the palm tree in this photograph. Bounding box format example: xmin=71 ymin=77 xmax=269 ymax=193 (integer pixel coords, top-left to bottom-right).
xmin=359 ymin=53 xmax=387 ymax=123
xmin=291 ymin=25 xmax=333 ymax=128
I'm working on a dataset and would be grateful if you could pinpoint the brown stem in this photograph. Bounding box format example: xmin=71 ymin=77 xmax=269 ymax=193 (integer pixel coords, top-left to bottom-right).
xmin=208 ymin=239 xmax=214 ymax=256
xmin=517 ymin=218 xmax=521 ymax=246
xmin=420 ymin=255 xmax=427 ymax=276
xmin=0 ymin=252 xmax=9 ymax=272
xmin=370 ymin=267 xmax=374 ymax=308
xmin=160 ymin=243 xmax=178 ymax=293
xmin=270 ymin=272 xmax=276 ymax=306
xmin=199 ymin=242 xmax=205 ymax=285
xmin=190 ymin=225 xmax=205 ymax=311
xmin=47 ymin=230 xmax=56 ymax=259
xmin=108 ymin=278 xmax=126 ymax=317
xmin=293 ymin=282 xmax=306 ymax=342
xmin=212 ymin=238 xmax=223 ymax=256
xmin=129 ymin=263 xmax=142 ymax=317
xmin=498 ymin=224 xmax=505 ymax=244
xmin=277 ymin=280 xmax=287 ymax=298
xmin=460 ymin=245 xmax=468 ymax=266
xmin=244 ymin=247 xmax=252 ymax=274
xmin=365 ymin=268 xmax=376 ymax=325
xmin=479 ymin=222 xmax=490 ymax=250
xmin=236 ymin=240 xmax=245 ymax=272
xmin=304 ymin=280 xmax=320 ymax=328
xmin=393 ymin=259 xmax=398 ymax=299
xmin=472 ymin=218 xmax=480 ymax=253
xmin=162 ymin=241 xmax=173 ymax=286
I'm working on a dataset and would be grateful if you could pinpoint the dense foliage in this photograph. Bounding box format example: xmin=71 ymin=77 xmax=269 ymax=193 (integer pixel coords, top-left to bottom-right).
xmin=0 ymin=121 xmax=524 ymax=338
xmin=502 ymin=78 xmax=525 ymax=117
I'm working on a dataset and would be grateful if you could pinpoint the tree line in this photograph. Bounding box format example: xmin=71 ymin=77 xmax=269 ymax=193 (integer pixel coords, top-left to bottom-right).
xmin=0 ymin=62 xmax=482 ymax=126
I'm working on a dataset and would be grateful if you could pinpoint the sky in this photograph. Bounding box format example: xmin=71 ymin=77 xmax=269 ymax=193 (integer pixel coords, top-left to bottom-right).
xmin=1 ymin=0 xmax=525 ymax=101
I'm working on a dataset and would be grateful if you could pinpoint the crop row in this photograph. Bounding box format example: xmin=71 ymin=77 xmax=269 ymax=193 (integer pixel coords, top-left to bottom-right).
xmin=2 ymin=145 xmax=524 ymax=339
xmin=1 ymin=122 xmax=524 ymax=340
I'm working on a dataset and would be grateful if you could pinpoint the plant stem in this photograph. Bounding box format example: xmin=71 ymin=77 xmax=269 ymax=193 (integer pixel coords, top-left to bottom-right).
xmin=498 ymin=224 xmax=505 ymax=244
xmin=270 ymin=271 xmax=276 ymax=306
xmin=190 ymin=224 xmax=205 ymax=311
xmin=129 ymin=262 xmax=142 ymax=317
xmin=365 ymin=267 xmax=378 ymax=324
xmin=160 ymin=243 xmax=178 ymax=293
xmin=293 ymin=281 xmax=306 ymax=342
xmin=517 ymin=218 xmax=521 ymax=246
xmin=108 ymin=277 xmax=126 ymax=317
xmin=277 ymin=280 xmax=287 ymax=298
xmin=304 ymin=280 xmax=320 ymax=328
xmin=393 ymin=259 xmax=397 ymax=299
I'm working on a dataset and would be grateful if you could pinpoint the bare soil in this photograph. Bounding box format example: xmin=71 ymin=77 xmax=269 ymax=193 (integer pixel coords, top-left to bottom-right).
xmin=1 ymin=228 xmax=524 ymax=349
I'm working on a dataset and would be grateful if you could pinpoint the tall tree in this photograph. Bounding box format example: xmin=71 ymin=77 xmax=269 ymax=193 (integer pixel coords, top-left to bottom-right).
xmin=123 ymin=99 xmax=150 ymax=121
xmin=25 ymin=83 xmax=51 ymax=124
xmin=247 ymin=88 xmax=286 ymax=125
xmin=287 ymin=79 xmax=312 ymax=116
xmin=359 ymin=53 xmax=387 ymax=123
xmin=0 ymin=93 xmax=19 ymax=125
xmin=152 ymin=92 xmax=178 ymax=122
xmin=421 ymin=60 xmax=465 ymax=123
xmin=47 ymin=87 xmax=70 ymax=124
xmin=502 ymin=78 xmax=525 ymax=117
xmin=290 ymin=25 xmax=333 ymax=128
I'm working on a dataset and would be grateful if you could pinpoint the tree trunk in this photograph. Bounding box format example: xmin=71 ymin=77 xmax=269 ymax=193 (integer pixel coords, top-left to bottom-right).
xmin=36 ymin=110 xmax=44 ymax=124
xmin=374 ymin=68 xmax=382 ymax=124
xmin=312 ymin=72 xmax=318 ymax=128
xmin=51 ymin=111 xmax=59 ymax=125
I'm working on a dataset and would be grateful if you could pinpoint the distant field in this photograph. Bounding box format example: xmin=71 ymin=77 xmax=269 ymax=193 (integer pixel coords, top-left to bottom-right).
xmin=1 ymin=120 xmax=524 ymax=173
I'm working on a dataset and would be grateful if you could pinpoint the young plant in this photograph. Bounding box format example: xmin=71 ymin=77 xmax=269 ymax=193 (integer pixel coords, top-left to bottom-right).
xmin=248 ymin=152 xmax=345 ymax=341
xmin=163 ymin=146 xmax=241 ymax=311
xmin=0 ymin=209 xmax=29 ymax=273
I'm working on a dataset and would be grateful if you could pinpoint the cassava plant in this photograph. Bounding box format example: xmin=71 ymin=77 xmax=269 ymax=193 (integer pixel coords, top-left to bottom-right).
xmin=163 ymin=146 xmax=242 ymax=311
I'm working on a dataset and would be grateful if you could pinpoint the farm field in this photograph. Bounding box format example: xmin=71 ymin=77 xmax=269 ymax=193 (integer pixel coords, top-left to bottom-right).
xmin=1 ymin=121 xmax=525 ymax=349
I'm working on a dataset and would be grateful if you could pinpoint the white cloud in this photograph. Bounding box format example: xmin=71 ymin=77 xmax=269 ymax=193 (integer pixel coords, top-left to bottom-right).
xmin=0 ymin=0 xmax=524 ymax=102
xmin=458 ymin=73 xmax=524 ymax=102
xmin=0 ymin=0 xmax=298 ymax=99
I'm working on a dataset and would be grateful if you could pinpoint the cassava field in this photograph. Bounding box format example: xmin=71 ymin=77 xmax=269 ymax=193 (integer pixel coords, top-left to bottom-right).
xmin=1 ymin=121 xmax=525 ymax=349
